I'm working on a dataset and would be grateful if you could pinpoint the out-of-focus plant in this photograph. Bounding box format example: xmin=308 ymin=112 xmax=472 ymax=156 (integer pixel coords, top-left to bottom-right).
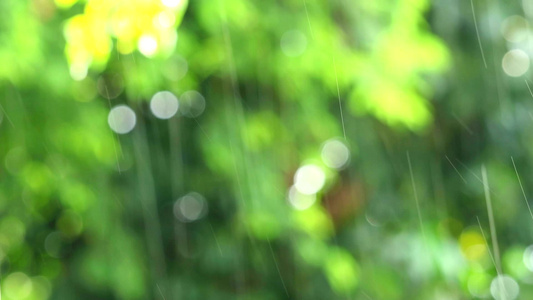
xmin=62 ymin=0 xmax=188 ymax=80
xmin=0 ymin=0 xmax=450 ymax=298
xmin=13 ymin=0 xmax=533 ymax=298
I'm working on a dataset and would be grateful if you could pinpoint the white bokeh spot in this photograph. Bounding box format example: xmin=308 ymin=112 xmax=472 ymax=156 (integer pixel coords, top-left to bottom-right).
xmin=69 ymin=63 xmax=88 ymax=81
xmin=294 ymin=164 xmax=326 ymax=195
xmin=138 ymin=35 xmax=158 ymax=57
xmin=490 ymin=275 xmax=519 ymax=300
xmin=108 ymin=105 xmax=136 ymax=134
xmin=523 ymin=245 xmax=533 ymax=271
xmin=501 ymin=16 xmax=529 ymax=43
xmin=321 ymin=139 xmax=350 ymax=169
xmin=161 ymin=0 xmax=181 ymax=8
xmin=288 ymin=186 xmax=316 ymax=210
xmin=155 ymin=11 xmax=175 ymax=29
xmin=174 ymin=192 xmax=208 ymax=222
xmin=150 ymin=91 xmax=179 ymax=119
xmin=502 ymin=49 xmax=530 ymax=77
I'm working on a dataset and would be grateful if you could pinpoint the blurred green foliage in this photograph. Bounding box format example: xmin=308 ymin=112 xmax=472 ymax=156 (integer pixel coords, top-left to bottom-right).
xmin=1 ymin=0 xmax=533 ymax=299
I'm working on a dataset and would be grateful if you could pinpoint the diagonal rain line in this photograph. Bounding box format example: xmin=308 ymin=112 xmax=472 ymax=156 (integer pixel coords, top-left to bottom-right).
xmin=470 ymin=0 xmax=488 ymax=68
xmin=511 ymin=156 xmax=533 ymax=220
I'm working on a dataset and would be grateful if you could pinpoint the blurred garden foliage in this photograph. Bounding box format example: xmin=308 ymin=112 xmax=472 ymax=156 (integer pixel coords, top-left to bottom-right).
xmin=1 ymin=0 xmax=533 ymax=299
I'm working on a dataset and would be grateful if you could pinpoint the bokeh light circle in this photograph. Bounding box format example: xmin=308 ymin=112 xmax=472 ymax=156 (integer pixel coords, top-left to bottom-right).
xmin=502 ymin=49 xmax=530 ymax=77
xmin=523 ymin=245 xmax=533 ymax=271
xmin=155 ymin=11 xmax=175 ymax=29
xmin=44 ymin=231 xmax=63 ymax=258
xmin=490 ymin=275 xmax=519 ymax=300
xmin=108 ymin=105 xmax=136 ymax=134
xmin=150 ymin=91 xmax=179 ymax=119
xmin=467 ymin=272 xmax=491 ymax=298
xmin=321 ymin=139 xmax=350 ymax=169
xmin=4 ymin=272 xmax=33 ymax=299
xmin=138 ymin=34 xmax=158 ymax=57
xmin=162 ymin=0 xmax=181 ymax=8
xmin=501 ymin=16 xmax=529 ymax=43
xmin=97 ymin=75 xmax=124 ymax=99
xmin=294 ymin=164 xmax=326 ymax=195
xmin=180 ymin=90 xmax=206 ymax=118
xmin=288 ymin=186 xmax=316 ymax=210
xmin=69 ymin=63 xmax=88 ymax=81
xmin=280 ymin=30 xmax=307 ymax=57
xmin=174 ymin=192 xmax=208 ymax=222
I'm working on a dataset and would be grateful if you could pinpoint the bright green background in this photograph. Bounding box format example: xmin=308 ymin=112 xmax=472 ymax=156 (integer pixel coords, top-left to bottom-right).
xmin=1 ymin=0 xmax=533 ymax=299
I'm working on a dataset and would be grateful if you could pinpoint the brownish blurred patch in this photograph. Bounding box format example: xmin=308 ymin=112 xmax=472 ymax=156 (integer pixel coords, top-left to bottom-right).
xmin=31 ymin=0 xmax=56 ymax=22
xmin=323 ymin=177 xmax=366 ymax=228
